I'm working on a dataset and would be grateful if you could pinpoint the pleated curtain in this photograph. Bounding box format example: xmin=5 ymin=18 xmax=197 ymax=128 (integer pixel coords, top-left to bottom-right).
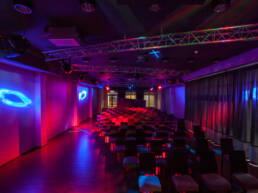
xmin=185 ymin=65 xmax=258 ymax=146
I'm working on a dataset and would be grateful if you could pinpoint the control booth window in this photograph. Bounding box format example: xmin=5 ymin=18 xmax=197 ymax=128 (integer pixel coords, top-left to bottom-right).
xmin=125 ymin=91 xmax=136 ymax=99
xmin=107 ymin=90 xmax=118 ymax=108
xmin=144 ymin=91 xmax=155 ymax=107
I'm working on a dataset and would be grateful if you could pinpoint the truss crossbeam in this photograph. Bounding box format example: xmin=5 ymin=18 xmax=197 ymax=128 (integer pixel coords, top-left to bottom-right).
xmin=43 ymin=24 xmax=258 ymax=62
xmin=72 ymin=64 xmax=180 ymax=76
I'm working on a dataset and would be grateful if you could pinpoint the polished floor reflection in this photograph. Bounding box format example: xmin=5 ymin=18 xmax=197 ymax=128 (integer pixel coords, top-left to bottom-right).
xmin=0 ymin=122 xmax=126 ymax=193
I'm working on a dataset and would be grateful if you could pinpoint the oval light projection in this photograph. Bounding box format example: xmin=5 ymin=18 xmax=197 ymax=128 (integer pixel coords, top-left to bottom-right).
xmin=0 ymin=89 xmax=32 ymax=108
xmin=78 ymin=90 xmax=88 ymax=101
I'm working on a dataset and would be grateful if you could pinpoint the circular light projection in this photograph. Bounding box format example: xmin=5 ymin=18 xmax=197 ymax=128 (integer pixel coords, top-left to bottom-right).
xmin=78 ymin=90 xmax=88 ymax=101
xmin=0 ymin=89 xmax=32 ymax=108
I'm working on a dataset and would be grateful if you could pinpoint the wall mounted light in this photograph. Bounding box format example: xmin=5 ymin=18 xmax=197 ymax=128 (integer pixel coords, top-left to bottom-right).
xmin=0 ymin=89 xmax=32 ymax=108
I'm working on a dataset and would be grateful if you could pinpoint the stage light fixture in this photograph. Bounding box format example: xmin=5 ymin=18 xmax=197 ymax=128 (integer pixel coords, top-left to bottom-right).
xmin=212 ymin=0 xmax=231 ymax=13
xmin=60 ymin=59 xmax=72 ymax=74
xmin=80 ymin=0 xmax=96 ymax=13
xmin=150 ymin=87 xmax=154 ymax=92
xmin=13 ymin=0 xmax=33 ymax=15
xmin=79 ymin=75 xmax=84 ymax=81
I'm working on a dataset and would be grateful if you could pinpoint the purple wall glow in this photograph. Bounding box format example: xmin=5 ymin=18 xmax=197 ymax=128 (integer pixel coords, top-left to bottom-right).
xmin=183 ymin=47 xmax=258 ymax=81
xmin=162 ymin=84 xmax=185 ymax=119
xmin=44 ymin=76 xmax=77 ymax=140
xmin=174 ymin=85 xmax=185 ymax=118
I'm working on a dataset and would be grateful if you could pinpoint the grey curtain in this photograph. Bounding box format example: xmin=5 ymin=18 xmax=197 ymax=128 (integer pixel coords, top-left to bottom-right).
xmin=185 ymin=65 xmax=258 ymax=146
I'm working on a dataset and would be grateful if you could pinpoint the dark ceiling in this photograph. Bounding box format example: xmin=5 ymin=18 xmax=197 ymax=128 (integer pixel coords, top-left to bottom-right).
xmin=0 ymin=0 xmax=258 ymax=87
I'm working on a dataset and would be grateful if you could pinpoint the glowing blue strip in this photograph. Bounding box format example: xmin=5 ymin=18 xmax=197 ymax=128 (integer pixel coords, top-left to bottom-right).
xmin=253 ymin=87 xmax=257 ymax=100
xmin=79 ymin=90 xmax=88 ymax=101
xmin=0 ymin=89 xmax=32 ymax=108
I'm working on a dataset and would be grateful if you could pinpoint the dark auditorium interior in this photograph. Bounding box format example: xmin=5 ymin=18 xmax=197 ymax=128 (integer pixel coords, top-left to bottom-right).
xmin=1 ymin=0 xmax=258 ymax=192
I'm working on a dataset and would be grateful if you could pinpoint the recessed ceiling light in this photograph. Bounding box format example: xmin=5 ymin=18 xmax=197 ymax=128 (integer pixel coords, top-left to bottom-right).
xmin=80 ymin=0 xmax=96 ymax=13
xmin=212 ymin=0 xmax=230 ymax=13
xmin=149 ymin=2 xmax=160 ymax=12
xmin=13 ymin=0 xmax=33 ymax=15
xmin=60 ymin=60 xmax=72 ymax=74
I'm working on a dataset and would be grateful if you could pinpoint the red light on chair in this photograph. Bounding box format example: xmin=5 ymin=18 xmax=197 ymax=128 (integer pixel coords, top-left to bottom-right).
xmin=110 ymin=143 xmax=115 ymax=151
xmin=157 ymin=85 xmax=162 ymax=90
xmin=105 ymin=136 xmax=110 ymax=143
xmin=99 ymin=131 xmax=104 ymax=137
xmin=155 ymin=166 xmax=161 ymax=175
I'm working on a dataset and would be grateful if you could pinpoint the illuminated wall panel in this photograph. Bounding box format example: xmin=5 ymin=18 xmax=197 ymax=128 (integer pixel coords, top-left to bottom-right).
xmin=174 ymin=85 xmax=185 ymax=118
xmin=162 ymin=84 xmax=185 ymax=119
xmin=43 ymin=76 xmax=76 ymax=140
xmin=0 ymin=62 xmax=38 ymax=166
xmin=77 ymin=86 xmax=91 ymax=123
xmin=0 ymin=59 xmax=98 ymax=166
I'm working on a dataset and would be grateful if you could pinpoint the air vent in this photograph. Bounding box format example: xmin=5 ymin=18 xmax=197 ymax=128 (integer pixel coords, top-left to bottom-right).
xmin=44 ymin=26 xmax=81 ymax=47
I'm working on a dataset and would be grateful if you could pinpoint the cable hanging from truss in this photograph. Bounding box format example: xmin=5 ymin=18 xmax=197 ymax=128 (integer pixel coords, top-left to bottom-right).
xmin=43 ymin=23 xmax=258 ymax=62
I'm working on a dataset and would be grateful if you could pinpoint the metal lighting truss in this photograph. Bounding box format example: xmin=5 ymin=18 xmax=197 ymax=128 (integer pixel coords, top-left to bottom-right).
xmin=72 ymin=64 xmax=182 ymax=76
xmin=43 ymin=23 xmax=258 ymax=62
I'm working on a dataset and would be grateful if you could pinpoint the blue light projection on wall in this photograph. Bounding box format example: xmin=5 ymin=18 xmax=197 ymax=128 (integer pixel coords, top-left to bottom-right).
xmin=149 ymin=50 xmax=160 ymax=59
xmin=78 ymin=87 xmax=89 ymax=101
xmin=253 ymin=87 xmax=257 ymax=100
xmin=79 ymin=90 xmax=88 ymax=101
xmin=0 ymin=89 xmax=32 ymax=108
xmin=243 ymin=87 xmax=257 ymax=101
